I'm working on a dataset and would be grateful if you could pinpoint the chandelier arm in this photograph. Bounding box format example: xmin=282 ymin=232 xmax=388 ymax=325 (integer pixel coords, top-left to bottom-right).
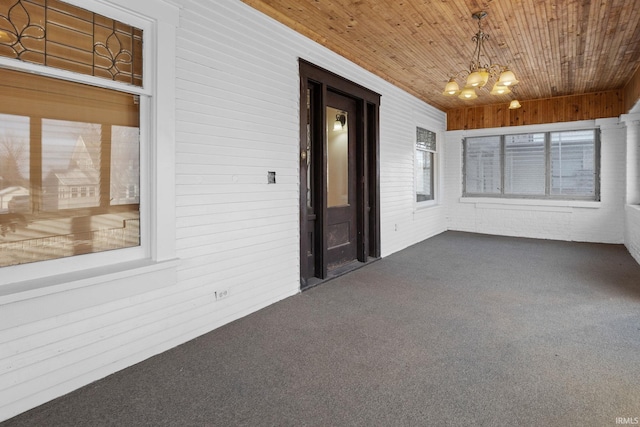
xmin=486 ymin=63 xmax=505 ymax=77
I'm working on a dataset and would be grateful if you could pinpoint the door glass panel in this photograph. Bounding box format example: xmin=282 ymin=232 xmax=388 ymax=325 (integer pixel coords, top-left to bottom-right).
xmin=306 ymin=88 xmax=313 ymax=209
xmin=326 ymin=106 xmax=349 ymax=207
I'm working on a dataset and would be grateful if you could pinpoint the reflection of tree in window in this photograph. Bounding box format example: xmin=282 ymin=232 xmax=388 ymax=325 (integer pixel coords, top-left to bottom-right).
xmin=0 ymin=114 xmax=30 ymax=212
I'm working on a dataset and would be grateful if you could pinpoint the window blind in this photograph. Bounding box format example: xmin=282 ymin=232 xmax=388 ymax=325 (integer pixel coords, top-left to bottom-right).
xmin=504 ymin=133 xmax=545 ymax=195
xmin=465 ymin=136 xmax=501 ymax=194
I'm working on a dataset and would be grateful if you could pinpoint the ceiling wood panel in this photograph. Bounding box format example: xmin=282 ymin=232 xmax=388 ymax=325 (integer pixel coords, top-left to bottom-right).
xmin=625 ymin=65 xmax=640 ymax=111
xmin=447 ymin=90 xmax=625 ymax=130
xmin=242 ymin=0 xmax=640 ymax=112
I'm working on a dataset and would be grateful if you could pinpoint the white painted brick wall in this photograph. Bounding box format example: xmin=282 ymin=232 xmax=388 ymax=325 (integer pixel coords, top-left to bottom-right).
xmin=445 ymin=119 xmax=626 ymax=243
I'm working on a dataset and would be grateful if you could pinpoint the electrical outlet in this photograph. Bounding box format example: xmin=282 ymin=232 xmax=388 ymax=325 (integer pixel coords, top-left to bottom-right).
xmin=215 ymin=289 xmax=229 ymax=301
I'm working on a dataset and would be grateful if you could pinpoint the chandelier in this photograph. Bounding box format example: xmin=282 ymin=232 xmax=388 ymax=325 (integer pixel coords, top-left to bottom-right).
xmin=442 ymin=11 xmax=521 ymax=108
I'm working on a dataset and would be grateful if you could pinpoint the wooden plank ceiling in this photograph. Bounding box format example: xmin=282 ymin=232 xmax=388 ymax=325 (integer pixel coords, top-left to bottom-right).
xmin=241 ymin=0 xmax=640 ymax=112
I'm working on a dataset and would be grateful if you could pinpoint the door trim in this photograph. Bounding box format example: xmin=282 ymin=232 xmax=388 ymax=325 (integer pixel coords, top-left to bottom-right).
xmin=299 ymin=59 xmax=381 ymax=290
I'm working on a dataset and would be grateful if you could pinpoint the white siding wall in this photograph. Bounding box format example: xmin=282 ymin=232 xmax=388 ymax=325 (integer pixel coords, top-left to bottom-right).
xmin=623 ymin=114 xmax=640 ymax=263
xmin=444 ymin=118 xmax=626 ymax=243
xmin=626 ymin=206 xmax=640 ymax=264
xmin=379 ymin=96 xmax=447 ymax=256
xmin=0 ymin=0 xmax=446 ymax=421
xmin=174 ymin=1 xmax=446 ymax=265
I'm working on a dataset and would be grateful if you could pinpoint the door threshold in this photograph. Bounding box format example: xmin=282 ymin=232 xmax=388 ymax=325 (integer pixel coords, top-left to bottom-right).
xmin=301 ymin=258 xmax=379 ymax=291
xmin=329 ymin=259 xmax=367 ymax=277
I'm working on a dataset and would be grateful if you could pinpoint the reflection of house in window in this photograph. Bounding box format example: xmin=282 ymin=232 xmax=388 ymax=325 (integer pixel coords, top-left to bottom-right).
xmin=43 ymin=136 xmax=100 ymax=211
xmin=110 ymin=126 xmax=141 ymax=206
xmin=113 ymin=171 xmax=138 ymax=204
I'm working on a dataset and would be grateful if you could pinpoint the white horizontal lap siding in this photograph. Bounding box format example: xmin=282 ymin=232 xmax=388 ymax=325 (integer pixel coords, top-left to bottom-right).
xmin=626 ymin=207 xmax=640 ymax=264
xmin=175 ymin=1 xmax=301 ymax=324
xmin=1 ymin=0 xmax=447 ymax=420
xmin=0 ymin=266 xmax=184 ymax=420
xmin=379 ymin=96 xmax=447 ymax=256
xmin=624 ymin=115 xmax=640 ymax=263
xmin=176 ymin=0 xmax=446 ymax=265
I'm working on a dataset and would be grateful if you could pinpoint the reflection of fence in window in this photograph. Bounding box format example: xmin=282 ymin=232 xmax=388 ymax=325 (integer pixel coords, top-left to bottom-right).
xmin=0 ymin=218 xmax=139 ymax=267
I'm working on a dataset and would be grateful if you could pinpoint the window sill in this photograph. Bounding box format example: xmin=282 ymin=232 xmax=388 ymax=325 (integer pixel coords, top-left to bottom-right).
xmin=0 ymin=258 xmax=180 ymax=305
xmin=460 ymin=197 xmax=601 ymax=210
xmin=416 ymin=200 xmax=438 ymax=209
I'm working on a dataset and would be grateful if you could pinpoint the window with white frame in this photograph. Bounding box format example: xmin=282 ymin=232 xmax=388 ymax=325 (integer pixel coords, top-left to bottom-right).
xmin=0 ymin=0 xmax=144 ymax=268
xmin=416 ymin=127 xmax=436 ymax=203
xmin=463 ymin=129 xmax=600 ymax=200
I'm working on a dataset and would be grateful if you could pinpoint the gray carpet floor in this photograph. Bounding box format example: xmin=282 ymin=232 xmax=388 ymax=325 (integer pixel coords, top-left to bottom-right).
xmin=3 ymin=231 xmax=640 ymax=427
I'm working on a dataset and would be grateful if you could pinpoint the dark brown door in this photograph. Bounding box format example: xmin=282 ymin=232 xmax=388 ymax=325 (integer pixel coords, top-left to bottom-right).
xmin=299 ymin=60 xmax=381 ymax=289
xmin=325 ymin=91 xmax=357 ymax=270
